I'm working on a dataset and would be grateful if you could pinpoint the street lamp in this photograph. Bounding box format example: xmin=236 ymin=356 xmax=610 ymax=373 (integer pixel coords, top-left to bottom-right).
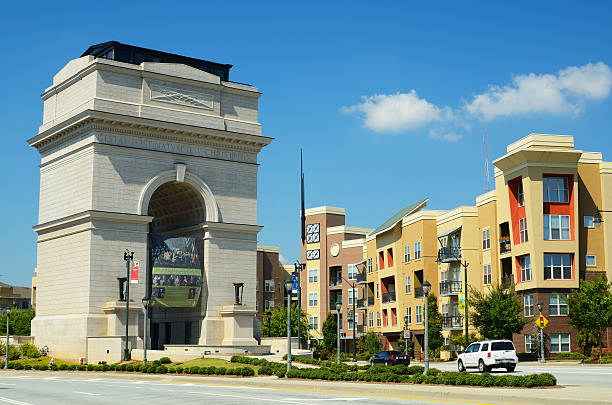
xmin=123 ymin=250 xmax=134 ymax=361
xmin=336 ymin=302 xmax=342 ymax=364
xmin=142 ymin=297 xmax=150 ymax=366
xmin=5 ymin=309 xmax=10 ymax=369
xmin=403 ymin=315 xmax=410 ymax=356
xmin=422 ymin=280 xmax=431 ymax=374
xmin=284 ymin=279 xmax=294 ymax=372
xmin=537 ymin=302 xmax=546 ymax=364
xmin=265 ymin=311 xmax=272 ymax=338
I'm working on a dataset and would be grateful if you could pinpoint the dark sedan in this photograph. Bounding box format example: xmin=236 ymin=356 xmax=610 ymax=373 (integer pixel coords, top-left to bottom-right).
xmin=370 ymin=350 xmax=410 ymax=366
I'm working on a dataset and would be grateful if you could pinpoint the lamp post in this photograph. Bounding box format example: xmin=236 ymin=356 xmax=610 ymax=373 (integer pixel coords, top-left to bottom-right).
xmin=123 ymin=250 xmax=134 ymax=361
xmin=537 ymin=302 xmax=546 ymax=364
xmin=5 ymin=309 xmax=10 ymax=369
xmin=403 ymin=315 xmax=409 ymax=356
xmin=294 ymin=261 xmax=303 ymax=349
xmin=284 ymin=279 xmax=294 ymax=372
xmin=593 ymin=208 xmax=612 ymax=227
xmin=336 ymin=302 xmax=342 ymax=364
xmin=142 ymin=297 xmax=150 ymax=366
xmin=422 ymin=281 xmax=431 ymax=374
xmin=461 ymin=260 xmax=469 ymax=349
xmin=265 ymin=311 xmax=272 ymax=338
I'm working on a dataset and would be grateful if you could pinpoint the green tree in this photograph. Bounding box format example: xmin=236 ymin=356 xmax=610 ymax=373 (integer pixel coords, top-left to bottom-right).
xmin=262 ymin=304 xmax=308 ymax=340
xmin=469 ymin=283 xmax=527 ymax=339
xmin=426 ymin=293 xmax=444 ymax=358
xmin=357 ymin=332 xmax=382 ymax=355
xmin=0 ymin=309 xmax=35 ymax=336
xmin=321 ymin=312 xmax=338 ymax=351
xmin=450 ymin=332 xmax=480 ymax=351
xmin=568 ymin=275 xmax=612 ymax=356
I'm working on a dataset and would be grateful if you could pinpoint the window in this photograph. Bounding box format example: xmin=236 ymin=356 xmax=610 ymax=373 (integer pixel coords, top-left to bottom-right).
xmin=376 ymin=311 xmax=381 ymax=327
xmin=525 ymin=335 xmax=535 ymax=353
xmin=483 ymin=264 xmax=492 ymax=285
xmin=264 ymin=280 xmax=275 ymax=292
xmin=480 ymin=343 xmax=489 ymax=351
xmin=308 ymin=292 xmax=318 ymax=307
xmin=308 ymin=269 xmax=318 ymax=283
xmin=517 ymin=180 xmax=525 ymax=207
xmin=406 ymin=307 xmax=412 ymax=324
xmin=482 ymin=228 xmax=491 ymax=250
xmin=519 ymin=255 xmax=532 ymax=282
xmin=544 ymin=254 xmax=572 ymax=280
xmin=369 ymin=312 xmax=374 ymax=327
xmin=524 ymin=294 xmax=534 ymax=317
xmin=415 ymin=305 xmax=423 ymax=323
xmin=543 ymin=177 xmax=569 ymax=203
xmin=309 ymin=316 xmax=319 ymax=330
xmin=368 ymin=258 xmax=373 ymax=273
xmin=519 ymin=217 xmax=528 ymax=243
xmin=348 ymin=288 xmax=357 ymax=306
xmin=414 ymin=241 xmax=421 ymax=260
xmin=586 ymin=254 xmax=596 ymax=267
xmin=550 ymin=333 xmax=570 ymax=352
xmin=584 ymin=216 xmax=595 ymax=228
xmin=376 ymin=256 xmax=378 ymax=271
xmin=405 ymin=275 xmax=411 ymax=293
xmin=265 ymin=299 xmax=274 ymax=310
xmin=543 ymin=215 xmax=570 ymax=240
xmin=549 ymin=293 xmax=569 ymax=316
xmin=404 ymin=245 xmax=411 ymax=262
xmin=348 ymin=264 xmax=358 ymax=280
xmin=376 ymin=283 xmax=380 ymax=298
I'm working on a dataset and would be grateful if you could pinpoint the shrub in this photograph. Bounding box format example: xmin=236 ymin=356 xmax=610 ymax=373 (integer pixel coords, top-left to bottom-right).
xmin=189 ymin=366 xmax=200 ymax=374
xmin=215 ymin=367 xmax=226 ymax=375
xmin=407 ymin=365 xmax=425 ymax=375
xmin=175 ymin=367 xmax=183 ymax=374
xmin=156 ymin=365 xmax=168 ymax=374
xmin=241 ymin=367 xmax=255 ymax=376
xmin=77 ymin=364 xmax=86 ymax=371
xmin=14 ymin=363 xmax=24 ymax=370
xmin=87 ymin=364 xmax=97 ymax=371
xmin=125 ymin=364 xmax=134 ymax=372
xmin=20 ymin=342 xmax=41 ymax=359
xmin=557 ymin=352 xmax=583 ymax=359
xmin=426 ymin=368 xmax=441 ymax=376
xmin=275 ymin=367 xmax=286 ymax=378
xmin=68 ymin=364 xmax=77 ymax=370
xmin=50 ymin=364 xmax=58 ymax=371
xmin=533 ymin=373 xmax=556 ymax=386
xmin=39 ymin=364 xmax=49 ymax=371
xmin=159 ymin=357 xmax=171 ymax=364
xmin=101 ymin=364 xmax=110 ymax=372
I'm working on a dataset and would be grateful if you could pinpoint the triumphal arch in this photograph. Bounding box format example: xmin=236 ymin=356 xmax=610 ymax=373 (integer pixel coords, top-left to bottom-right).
xmin=28 ymin=42 xmax=271 ymax=363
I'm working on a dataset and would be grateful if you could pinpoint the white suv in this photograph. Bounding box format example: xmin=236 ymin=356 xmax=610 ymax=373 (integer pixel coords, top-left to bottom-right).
xmin=457 ymin=339 xmax=518 ymax=373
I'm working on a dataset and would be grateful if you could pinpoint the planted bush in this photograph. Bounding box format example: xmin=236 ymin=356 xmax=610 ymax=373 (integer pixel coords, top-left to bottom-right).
xmin=20 ymin=343 xmax=41 ymax=359
xmin=159 ymin=357 xmax=171 ymax=364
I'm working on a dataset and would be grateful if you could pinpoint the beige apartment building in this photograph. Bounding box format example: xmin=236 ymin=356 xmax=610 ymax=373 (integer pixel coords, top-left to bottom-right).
xmin=300 ymin=207 xmax=371 ymax=350
xmin=347 ymin=134 xmax=611 ymax=358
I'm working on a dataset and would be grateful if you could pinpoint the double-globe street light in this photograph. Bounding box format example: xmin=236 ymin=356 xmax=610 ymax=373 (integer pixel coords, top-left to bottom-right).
xmin=336 ymin=302 xmax=342 ymax=364
xmin=422 ymin=280 xmax=431 ymax=375
xmin=5 ymin=309 xmax=10 ymax=369
xmin=142 ymin=297 xmax=152 ymax=366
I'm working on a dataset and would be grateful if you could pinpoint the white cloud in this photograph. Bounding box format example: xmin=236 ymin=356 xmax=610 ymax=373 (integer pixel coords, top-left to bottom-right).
xmin=464 ymin=62 xmax=612 ymax=121
xmin=341 ymin=90 xmax=449 ymax=132
xmin=428 ymin=129 xmax=462 ymax=143
xmin=279 ymin=253 xmax=287 ymax=266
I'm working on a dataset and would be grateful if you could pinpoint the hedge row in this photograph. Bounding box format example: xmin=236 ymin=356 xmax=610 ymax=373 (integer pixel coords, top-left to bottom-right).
xmin=285 ymin=368 xmax=556 ymax=387
xmin=6 ymin=361 xmax=256 ymax=376
xmin=230 ymin=355 xmax=291 ymax=377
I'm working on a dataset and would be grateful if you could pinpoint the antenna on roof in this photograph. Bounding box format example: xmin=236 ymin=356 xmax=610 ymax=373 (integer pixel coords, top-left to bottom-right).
xmin=484 ymin=132 xmax=490 ymax=192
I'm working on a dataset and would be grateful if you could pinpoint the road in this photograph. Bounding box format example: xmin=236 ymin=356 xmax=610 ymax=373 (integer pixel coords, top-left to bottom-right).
xmin=424 ymin=361 xmax=612 ymax=387
xmin=0 ymin=374 xmax=483 ymax=405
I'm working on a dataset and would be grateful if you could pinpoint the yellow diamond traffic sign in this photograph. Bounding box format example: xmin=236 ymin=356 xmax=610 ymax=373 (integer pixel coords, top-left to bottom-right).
xmin=536 ymin=315 xmax=548 ymax=329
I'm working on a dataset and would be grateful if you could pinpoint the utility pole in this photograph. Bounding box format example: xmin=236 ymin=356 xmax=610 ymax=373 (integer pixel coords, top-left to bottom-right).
xmin=124 ymin=250 xmax=134 ymax=361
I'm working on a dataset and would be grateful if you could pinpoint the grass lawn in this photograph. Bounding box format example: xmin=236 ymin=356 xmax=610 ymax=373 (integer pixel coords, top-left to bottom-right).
xmin=170 ymin=358 xmax=260 ymax=371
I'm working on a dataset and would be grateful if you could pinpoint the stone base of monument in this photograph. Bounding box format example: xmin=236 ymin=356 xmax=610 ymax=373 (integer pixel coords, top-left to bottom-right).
xmin=131 ymin=343 xmax=271 ymax=362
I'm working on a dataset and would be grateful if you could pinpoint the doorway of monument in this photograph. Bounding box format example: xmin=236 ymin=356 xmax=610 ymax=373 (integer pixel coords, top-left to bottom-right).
xmin=147 ymin=181 xmax=207 ymax=349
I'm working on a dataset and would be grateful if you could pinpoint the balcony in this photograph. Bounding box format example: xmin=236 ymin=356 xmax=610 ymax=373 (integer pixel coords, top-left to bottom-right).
xmin=368 ymin=296 xmax=374 ymax=306
xmin=357 ymin=298 xmax=367 ymax=310
xmin=356 ymin=324 xmax=365 ymax=333
xmin=499 ymin=237 xmax=511 ymax=254
xmin=356 ymin=272 xmax=367 ymax=284
xmin=382 ymin=291 xmax=396 ymax=303
xmin=439 ymin=280 xmax=462 ymax=296
xmin=437 ymin=246 xmax=461 ymax=263
xmin=329 ymin=279 xmax=342 ymax=288
xmin=329 ymin=301 xmax=342 ymax=311
xmin=415 ymin=286 xmax=424 ymax=298
xmin=502 ymin=275 xmax=513 ymax=288
xmin=442 ymin=315 xmax=463 ymax=330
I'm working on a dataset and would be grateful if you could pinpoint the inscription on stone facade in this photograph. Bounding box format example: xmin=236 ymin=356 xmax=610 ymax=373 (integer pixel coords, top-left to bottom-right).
xmin=97 ymin=133 xmax=256 ymax=163
xmin=150 ymin=82 xmax=214 ymax=110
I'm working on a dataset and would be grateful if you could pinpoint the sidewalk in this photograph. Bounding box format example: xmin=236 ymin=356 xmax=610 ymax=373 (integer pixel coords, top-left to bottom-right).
xmin=2 ymin=369 xmax=611 ymax=405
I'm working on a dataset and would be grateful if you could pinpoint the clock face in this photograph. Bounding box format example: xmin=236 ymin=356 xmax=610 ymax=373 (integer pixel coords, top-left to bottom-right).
xmin=306 ymin=223 xmax=320 ymax=243
xmin=306 ymin=249 xmax=320 ymax=260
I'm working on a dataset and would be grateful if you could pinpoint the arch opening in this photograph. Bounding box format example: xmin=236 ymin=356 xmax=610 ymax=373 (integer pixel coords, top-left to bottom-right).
xmin=148 ymin=181 xmax=206 ymax=233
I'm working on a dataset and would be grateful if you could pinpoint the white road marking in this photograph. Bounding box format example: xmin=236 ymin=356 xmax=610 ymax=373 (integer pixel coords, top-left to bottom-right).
xmin=0 ymin=396 xmax=35 ymax=405
xmin=74 ymin=391 xmax=101 ymax=396
xmin=188 ymin=391 xmax=336 ymax=404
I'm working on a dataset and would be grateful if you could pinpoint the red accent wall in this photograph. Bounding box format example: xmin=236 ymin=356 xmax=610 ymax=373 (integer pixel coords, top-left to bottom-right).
xmin=508 ymin=177 xmax=526 ymax=245
xmin=379 ymin=251 xmax=385 ymax=269
xmin=382 ymin=309 xmax=387 ymax=326
xmin=387 ymin=248 xmax=394 ymax=267
xmin=542 ymin=174 xmax=575 ymax=241
xmin=391 ymin=308 xmax=397 ymax=326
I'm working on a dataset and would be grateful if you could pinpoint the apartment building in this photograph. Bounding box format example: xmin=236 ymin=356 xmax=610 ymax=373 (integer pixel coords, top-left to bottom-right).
xmin=256 ymin=246 xmax=290 ymax=322
xmin=300 ymin=207 xmax=372 ymax=350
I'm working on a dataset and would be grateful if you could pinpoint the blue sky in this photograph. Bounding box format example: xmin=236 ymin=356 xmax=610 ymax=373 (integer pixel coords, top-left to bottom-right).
xmin=2 ymin=1 xmax=612 ymax=285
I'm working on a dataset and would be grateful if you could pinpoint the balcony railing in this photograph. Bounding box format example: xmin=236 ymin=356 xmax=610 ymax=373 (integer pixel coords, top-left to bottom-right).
xmin=499 ymin=237 xmax=511 ymax=254
xmin=442 ymin=315 xmax=463 ymax=330
xmin=415 ymin=286 xmax=424 ymax=298
xmin=437 ymin=246 xmax=461 ymax=262
xmin=356 ymin=272 xmax=367 ymax=284
xmin=368 ymin=296 xmax=374 ymax=306
xmin=501 ymin=275 xmax=513 ymax=288
xmin=329 ymin=279 xmax=342 ymax=288
xmin=357 ymin=298 xmax=367 ymax=310
xmin=329 ymin=301 xmax=342 ymax=311
xmin=382 ymin=291 xmax=396 ymax=303
xmin=439 ymin=280 xmax=462 ymax=296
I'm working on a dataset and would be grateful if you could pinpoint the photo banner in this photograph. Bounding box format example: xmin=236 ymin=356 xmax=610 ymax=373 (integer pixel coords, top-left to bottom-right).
xmin=150 ymin=234 xmax=202 ymax=308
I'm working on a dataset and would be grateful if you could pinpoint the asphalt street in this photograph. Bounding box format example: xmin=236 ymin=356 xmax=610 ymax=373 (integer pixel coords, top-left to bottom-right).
xmin=0 ymin=374 xmax=484 ymax=405
xmin=423 ymin=361 xmax=612 ymax=387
